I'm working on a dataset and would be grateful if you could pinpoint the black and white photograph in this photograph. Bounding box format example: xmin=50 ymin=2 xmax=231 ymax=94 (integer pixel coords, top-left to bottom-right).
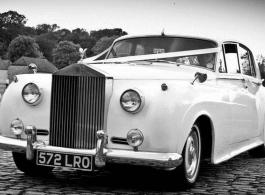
xmin=1 ymin=0 xmax=265 ymax=194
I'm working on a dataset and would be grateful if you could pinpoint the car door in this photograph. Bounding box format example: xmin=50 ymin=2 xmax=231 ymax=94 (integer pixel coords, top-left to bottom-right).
xmin=237 ymin=43 xmax=262 ymax=138
xmin=218 ymin=43 xmax=260 ymax=144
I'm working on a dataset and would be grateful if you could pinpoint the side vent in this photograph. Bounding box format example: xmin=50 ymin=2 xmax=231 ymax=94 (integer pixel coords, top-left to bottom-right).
xmin=111 ymin=137 xmax=129 ymax=145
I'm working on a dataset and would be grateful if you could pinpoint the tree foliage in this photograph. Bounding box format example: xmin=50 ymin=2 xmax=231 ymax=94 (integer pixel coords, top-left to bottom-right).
xmin=36 ymin=23 xmax=60 ymax=35
xmin=20 ymin=26 xmax=36 ymax=36
xmin=52 ymin=41 xmax=80 ymax=69
xmin=92 ymin=35 xmax=118 ymax=55
xmin=66 ymin=28 xmax=96 ymax=57
xmin=7 ymin=35 xmax=42 ymax=62
xmin=78 ymin=36 xmax=97 ymax=57
xmin=0 ymin=10 xmax=27 ymax=29
xmin=0 ymin=10 xmax=128 ymax=65
xmin=0 ymin=11 xmax=28 ymax=58
xmin=57 ymin=28 xmax=71 ymax=39
xmin=36 ymin=35 xmax=57 ymax=62
xmin=90 ymin=28 xmax=127 ymax=40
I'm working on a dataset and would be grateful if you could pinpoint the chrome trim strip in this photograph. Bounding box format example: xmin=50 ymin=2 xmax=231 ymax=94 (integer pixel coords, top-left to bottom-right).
xmin=106 ymin=149 xmax=183 ymax=168
xmin=0 ymin=136 xmax=182 ymax=168
xmin=50 ymin=76 xmax=106 ymax=149
xmin=25 ymin=125 xmax=37 ymax=160
xmin=0 ymin=136 xmax=27 ymax=153
xmin=104 ymin=78 xmax=113 ymax=131
xmin=95 ymin=130 xmax=108 ymax=167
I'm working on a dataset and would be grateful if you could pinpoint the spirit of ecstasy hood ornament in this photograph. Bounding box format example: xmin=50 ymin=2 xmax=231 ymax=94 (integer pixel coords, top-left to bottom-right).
xmin=79 ymin=48 xmax=87 ymax=61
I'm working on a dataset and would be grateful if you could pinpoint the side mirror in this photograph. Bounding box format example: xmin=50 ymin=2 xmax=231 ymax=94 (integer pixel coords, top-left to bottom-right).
xmin=191 ymin=72 xmax=207 ymax=85
xmin=197 ymin=72 xmax=207 ymax=83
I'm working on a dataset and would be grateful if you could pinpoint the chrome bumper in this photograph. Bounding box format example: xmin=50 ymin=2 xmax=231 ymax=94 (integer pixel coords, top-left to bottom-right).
xmin=0 ymin=135 xmax=183 ymax=169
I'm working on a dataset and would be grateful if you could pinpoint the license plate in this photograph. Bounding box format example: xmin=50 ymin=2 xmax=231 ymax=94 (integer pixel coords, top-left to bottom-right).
xmin=37 ymin=150 xmax=93 ymax=171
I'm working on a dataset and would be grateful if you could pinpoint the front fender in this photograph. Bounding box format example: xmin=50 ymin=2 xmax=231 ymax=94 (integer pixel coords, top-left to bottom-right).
xmin=177 ymin=94 xmax=232 ymax=160
xmin=0 ymin=74 xmax=52 ymax=140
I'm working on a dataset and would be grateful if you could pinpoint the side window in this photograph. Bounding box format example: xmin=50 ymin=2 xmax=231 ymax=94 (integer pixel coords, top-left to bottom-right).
xmin=223 ymin=44 xmax=240 ymax=74
xmin=238 ymin=44 xmax=256 ymax=77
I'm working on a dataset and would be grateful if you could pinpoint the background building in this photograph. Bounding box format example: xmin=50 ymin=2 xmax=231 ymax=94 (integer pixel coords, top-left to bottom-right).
xmin=7 ymin=57 xmax=58 ymax=83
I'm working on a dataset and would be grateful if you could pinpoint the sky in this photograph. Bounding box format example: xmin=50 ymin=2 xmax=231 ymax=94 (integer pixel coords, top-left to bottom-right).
xmin=1 ymin=0 xmax=265 ymax=56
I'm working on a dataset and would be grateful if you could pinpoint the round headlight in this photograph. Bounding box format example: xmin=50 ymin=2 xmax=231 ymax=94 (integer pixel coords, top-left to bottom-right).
xmin=120 ymin=89 xmax=144 ymax=114
xmin=10 ymin=118 xmax=24 ymax=135
xmin=22 ymin=83 xmax=43 ymax=105
xmin=127 ymin=129 xmax=144 ymax=147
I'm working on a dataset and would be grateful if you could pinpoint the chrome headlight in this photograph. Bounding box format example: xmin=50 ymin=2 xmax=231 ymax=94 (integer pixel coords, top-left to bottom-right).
xmin=120 ymin=89 xmax=144 ymax=114
xmin=10 ymin=118 xmax=24 ymax=135
xmin=22 ymin=83 xmax=43 ymax=105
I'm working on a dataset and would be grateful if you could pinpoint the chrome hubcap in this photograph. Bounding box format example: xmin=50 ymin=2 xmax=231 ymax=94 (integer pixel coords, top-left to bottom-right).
xmin=185 ymin=127 xmax=200 ymax=180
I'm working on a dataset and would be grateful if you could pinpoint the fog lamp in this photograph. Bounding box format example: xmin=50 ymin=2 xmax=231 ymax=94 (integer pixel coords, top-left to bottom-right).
xmin=127 ymin=129 xmax=144 ymax=148
xmin=10 ymin=118 xmax=24 ymax=135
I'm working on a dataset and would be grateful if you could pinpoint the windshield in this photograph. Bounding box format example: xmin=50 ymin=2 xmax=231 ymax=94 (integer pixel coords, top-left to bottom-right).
xmin=106 ymin=36 xmax=217 ymax=70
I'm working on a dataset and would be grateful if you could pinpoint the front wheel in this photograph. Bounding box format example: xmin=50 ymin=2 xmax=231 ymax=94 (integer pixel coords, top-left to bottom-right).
xmin=178 ymin=123 xmax=202 ymax=188
xmin=12 ymin=152 xmax=54 ymax=175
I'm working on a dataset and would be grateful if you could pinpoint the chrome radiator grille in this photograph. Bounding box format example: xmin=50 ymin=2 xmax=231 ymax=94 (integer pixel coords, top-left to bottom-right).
xmin=49 ymin=75 xmax=105 ymax=149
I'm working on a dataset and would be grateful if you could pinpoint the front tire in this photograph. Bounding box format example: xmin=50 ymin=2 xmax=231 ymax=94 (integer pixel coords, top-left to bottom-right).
xmin=178 ymin=123 xmax=202 ymax=188
xmin=12 ymin=152 xmax=54 ymax=175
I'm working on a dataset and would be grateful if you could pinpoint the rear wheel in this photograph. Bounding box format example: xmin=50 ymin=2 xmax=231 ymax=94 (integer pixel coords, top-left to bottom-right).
xmin=12 ymin=152 xmax=53 ymax=175
xmin=178 ymin=123 xmax=202 ymax=188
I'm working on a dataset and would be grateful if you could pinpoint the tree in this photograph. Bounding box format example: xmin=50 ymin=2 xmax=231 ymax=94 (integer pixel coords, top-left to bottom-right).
xmin=0 ymin=42 xmax=8 ymax=59
xmin=79 ymin=36 xmax=97 ymax=57
xmin=0 ymin=11 xmax=27 ymax=32
xmin=52 ymin=41 xmax=80 ymax=69
xmin=57 ymin=28 xmax=71 ymax=40
xmin=20 ymin=26 xmax=36 ymax=36
xmin=36 ymin=35 xmax=57 ymax=62
xmin=90 ymin=28 xmax=127 ymax=40
xmin=0 ymin=11 xmax=28 ymax=58
xmin=36 ymin=23 xmax=60 ymax=35
xmin=66 ymin=28 xmax=89 ymax=43
xmin=72 ymin=28 xmax=88 ymax=35
xmin=7 ymin=35 xmax=42 ymax=62
xmin=92 ymin=35 xmax=118 ymax=55
xmin=65 ymin=29 xmax=96 ymax=57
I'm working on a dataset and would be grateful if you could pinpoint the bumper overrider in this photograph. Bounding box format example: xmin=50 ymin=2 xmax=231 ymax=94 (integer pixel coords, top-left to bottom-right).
xmin=0 ymin=130 xmax=183 ymax=170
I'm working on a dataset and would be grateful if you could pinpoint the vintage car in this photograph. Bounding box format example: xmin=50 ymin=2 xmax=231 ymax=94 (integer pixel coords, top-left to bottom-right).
xmin=0 ymin=34 xmax=265 ymax=188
